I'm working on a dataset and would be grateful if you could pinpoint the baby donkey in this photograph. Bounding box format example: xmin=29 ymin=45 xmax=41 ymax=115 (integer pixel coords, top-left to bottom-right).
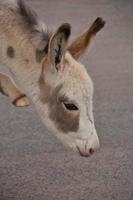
xmin=0 ymin=0 xmax=105 ymax=156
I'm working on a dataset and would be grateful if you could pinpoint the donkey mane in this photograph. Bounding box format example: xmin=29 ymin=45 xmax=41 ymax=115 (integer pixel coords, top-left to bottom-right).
xmin=17 ymin=0 xmax=51 ymax=52
xmin=18 ymin=0 xmax=37 ymax=27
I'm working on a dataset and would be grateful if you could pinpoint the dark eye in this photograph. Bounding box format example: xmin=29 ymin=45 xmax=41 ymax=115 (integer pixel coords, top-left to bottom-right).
xmin=64 ymin=103 xmax=78 ymax=111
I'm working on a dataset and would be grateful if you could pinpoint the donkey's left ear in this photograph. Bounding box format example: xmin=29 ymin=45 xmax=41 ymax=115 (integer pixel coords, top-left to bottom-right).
xmin=48 ymin=23 xmax=71 ymax=70
xmin=67 ymin=18 xmax=105 ymax=60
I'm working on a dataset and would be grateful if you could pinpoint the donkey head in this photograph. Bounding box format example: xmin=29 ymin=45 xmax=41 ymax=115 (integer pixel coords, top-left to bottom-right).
xmin=37 ymin=18 xmax=105 ymax=156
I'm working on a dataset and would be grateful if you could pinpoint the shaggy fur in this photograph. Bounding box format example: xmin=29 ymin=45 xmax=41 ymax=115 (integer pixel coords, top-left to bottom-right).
xmin=0 ymin=0 xmax=105 ymax=156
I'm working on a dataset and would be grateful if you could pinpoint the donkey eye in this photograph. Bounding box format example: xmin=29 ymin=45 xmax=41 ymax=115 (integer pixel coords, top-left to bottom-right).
xmin=63 ymin=103 xmax=78 ymax=111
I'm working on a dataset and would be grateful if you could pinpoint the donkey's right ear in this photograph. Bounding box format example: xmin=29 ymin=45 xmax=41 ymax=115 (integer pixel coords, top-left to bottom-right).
xmin=48 ymin=23 xmax=71 ymax=71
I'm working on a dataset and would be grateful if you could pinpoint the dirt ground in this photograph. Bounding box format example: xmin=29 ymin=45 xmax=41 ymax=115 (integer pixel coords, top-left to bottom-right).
xmin=0 ymin=0 xmax=133 ymax=199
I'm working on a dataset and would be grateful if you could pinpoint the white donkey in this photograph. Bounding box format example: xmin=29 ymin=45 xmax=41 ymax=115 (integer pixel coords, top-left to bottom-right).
xmin=0 ymin=0 xmax=105 ymax=157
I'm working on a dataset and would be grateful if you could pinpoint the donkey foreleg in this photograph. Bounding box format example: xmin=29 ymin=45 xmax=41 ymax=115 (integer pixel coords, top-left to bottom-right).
xmin=0 ymin=73 xmax=29 ymax=107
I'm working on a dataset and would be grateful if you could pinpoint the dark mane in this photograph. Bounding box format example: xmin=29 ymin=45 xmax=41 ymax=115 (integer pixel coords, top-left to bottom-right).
xmin=17 ymin=0 xmax=51 ymax=55
xmin=18 ymin=0 xmax=37 ymax=27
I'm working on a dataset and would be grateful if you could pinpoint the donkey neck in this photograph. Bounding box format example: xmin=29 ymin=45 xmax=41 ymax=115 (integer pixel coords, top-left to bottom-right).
xmin=8 ymin=60 xmax=41 ymax=103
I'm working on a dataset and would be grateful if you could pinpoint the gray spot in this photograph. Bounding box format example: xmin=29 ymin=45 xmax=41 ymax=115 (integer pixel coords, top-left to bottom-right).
xmin=25 ymin=58 xmax=29 ymax=63
xmin=7 ymin=46 xmax=15 ymax=58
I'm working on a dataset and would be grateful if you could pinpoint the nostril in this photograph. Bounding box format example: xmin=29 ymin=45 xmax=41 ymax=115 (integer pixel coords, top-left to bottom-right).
xmin=76 ymin=145 xmax=95 ymax=157
xmin=89 ymin=148 xmax=94 ymax=155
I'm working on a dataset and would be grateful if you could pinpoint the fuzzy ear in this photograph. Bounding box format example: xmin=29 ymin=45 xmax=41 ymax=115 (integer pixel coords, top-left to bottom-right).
xmin=68 ymin=18 xmax=105 ymax=60
xmin=48 ymin=23 xmax=71 ymax=70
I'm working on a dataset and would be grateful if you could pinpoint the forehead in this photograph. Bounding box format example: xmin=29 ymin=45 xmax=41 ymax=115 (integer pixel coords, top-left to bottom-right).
xmin=61 ymin=52 xmax=93 ymax=100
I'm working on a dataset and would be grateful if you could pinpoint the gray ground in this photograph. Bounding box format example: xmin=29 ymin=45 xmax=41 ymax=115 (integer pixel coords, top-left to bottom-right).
xmin=0 ymin=0 xmax=133 ymax=199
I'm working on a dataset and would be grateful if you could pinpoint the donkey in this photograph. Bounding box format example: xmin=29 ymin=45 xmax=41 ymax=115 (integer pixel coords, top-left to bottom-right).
xmin=0 ymin=0 xmax=105 ymax=157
